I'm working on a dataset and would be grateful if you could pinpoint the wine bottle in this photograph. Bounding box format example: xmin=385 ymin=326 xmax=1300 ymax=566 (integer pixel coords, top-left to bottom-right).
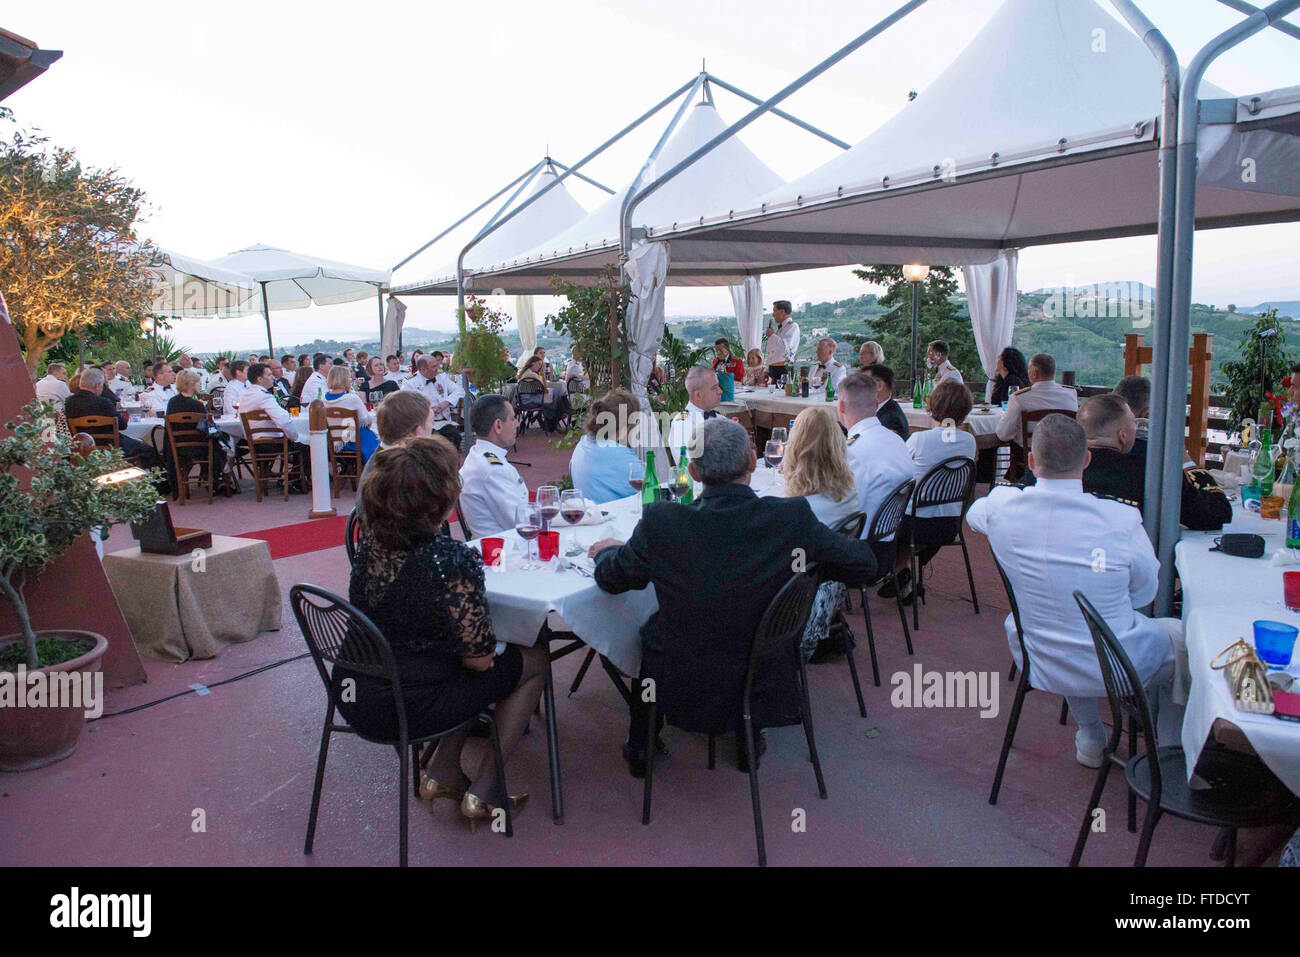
xmin=912 ymin=377 xmax=923 ymax=409
xmin=1288 ymin=477 xmax=1300 ymax=548
xmin=676 ymin=445 xmax=693 ymax=504
xmin=825 ymin=373 xmax=835 ymax=403
xmin=642 ymin=450 xmax=660 ymax=506
xmin=1254 ymin=427 xmax=1275 ymax=497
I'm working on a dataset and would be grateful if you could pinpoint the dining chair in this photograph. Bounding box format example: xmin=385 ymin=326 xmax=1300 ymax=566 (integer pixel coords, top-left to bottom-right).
xmin=641 ymin=566 xmax=826 ymax=867
xmin=344 ymin=508 xmax=363 ymax=565
xmin=828 ymin=510 xmax=869 ymax=716
xmin=853 ymin=479 xmax=916 ymax=692
xmin=290 ymin=584 xmax=514 ymax=866
xmin=239 ymin=409 xmax=302 ymax=502
xmin=907 ymin=455 xmax=979 ymax=631
xmin=66 ymin=415 xmax=120 ymax=450
xmin=514 ymin=378 xmax=547 ymax=435
xmin=323 ymin=407 xmax=364 ymax=497
xmin=1069 ymin=590 xmax=1300 ymax=867
xmin=164 ymin=412 xmax=215 ymax=505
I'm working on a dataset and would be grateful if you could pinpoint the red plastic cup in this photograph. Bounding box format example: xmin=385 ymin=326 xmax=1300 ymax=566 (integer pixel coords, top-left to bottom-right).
xmin=1284 ymin=571 xmax=1300 ymax=612
xmin=537 ymin=531 xmax=559 ymax=562
xmin=481 ymin=537 xmax=504 ymax=567
xmin=528 ymin=489 xmax=537 ymax=503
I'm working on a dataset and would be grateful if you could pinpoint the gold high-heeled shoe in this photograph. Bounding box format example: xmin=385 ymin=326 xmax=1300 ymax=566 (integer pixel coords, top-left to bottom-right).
xmin=460 ymin=790 xmax=529 ymax=832
xmin=418 ymin=772 xmax=467 ymax=804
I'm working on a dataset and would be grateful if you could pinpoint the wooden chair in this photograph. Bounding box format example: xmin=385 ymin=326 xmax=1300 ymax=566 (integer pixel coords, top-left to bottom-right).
xmin=323 ymin=407 xmax=364 ymax=498
xmin=239 ymin=409 xmax=303 ymax=502
xmin=1019 ymin=407 xmax=1077 ymax=453
xmin=207 ymin=385 xmax=226 ymax=415
xmin=66 ymin=415 xmax=120 ymax=450
xmin=164 ymin=412 xmax=215 ymax=505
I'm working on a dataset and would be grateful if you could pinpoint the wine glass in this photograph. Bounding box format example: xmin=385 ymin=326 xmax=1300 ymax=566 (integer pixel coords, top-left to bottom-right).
xmin=514 ymin=503 xmax=541 ymax=569
xmin=765 ymin=439 xmax=784 ymax=470
xmin=770 ymin=427 xmax=788 ymax=446
xmin=536 ymin=485 xmax=560 ymax=531
xmin=628 ymin=462 xmax=645 ymax=497
xmin=561 ymin=488 xmax=590 ymax=551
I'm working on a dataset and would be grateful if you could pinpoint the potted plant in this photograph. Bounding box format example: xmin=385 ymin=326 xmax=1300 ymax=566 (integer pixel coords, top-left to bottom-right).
xmin=0 ymin=400 xmax=160 ymax=770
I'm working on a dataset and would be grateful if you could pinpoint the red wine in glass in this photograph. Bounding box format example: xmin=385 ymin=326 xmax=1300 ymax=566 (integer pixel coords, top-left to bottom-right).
xmin=669 ymin=480 xmax=689 ymax=500
xmin=561 ymin=507 xmax=585 ymax=524
xmin=629 ymin=478 xmax=644 ymax=492
xmin=539 ymin=505 xmax=560 ymax=522
xmin=515 ymin=523 xmax=540 ymax=541
xmin=765 ymin=452 xmax=783 ymax=469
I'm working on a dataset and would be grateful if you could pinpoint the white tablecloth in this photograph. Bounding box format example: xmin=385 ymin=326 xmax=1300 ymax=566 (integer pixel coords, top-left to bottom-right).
xmin=473 ymin=493 xmax=658 ymax=675
xmin=1175 ymin=510 xmax=1300 ymax=795
xmin=124 ymin=414 xmax=310 ymax=445
xmin=721 ymin=387 xmax=1003 ymax=437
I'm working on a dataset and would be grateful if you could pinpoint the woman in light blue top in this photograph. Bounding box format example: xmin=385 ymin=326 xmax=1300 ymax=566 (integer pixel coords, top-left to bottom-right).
xmin=569 ymin=389 xmax=642 ymax=504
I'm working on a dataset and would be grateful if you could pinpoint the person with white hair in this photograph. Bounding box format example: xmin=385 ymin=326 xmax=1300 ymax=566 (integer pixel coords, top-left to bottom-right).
xmin=587 ymin=417 xmax=879 ymax=777
xmin=106 ymin=360 xmax=139 ymax=401
xmin=807 ymin=337 xmax=847 ymax=391
xmin=858 ymin=340 xmax=884 ymax=370
xmin=667 ymin=365 xmax=724 ymax=452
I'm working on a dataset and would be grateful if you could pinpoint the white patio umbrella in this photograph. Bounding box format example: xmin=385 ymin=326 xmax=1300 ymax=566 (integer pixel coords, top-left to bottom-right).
xmin=145 ymin=245 xmax=257 ymax=317
xmin=212 ymin=243 xmax=392 ymax=354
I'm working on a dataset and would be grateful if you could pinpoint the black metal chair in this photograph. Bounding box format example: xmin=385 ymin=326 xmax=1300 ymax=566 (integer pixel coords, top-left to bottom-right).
xmin=987 ymin=551 xmax=1069 ymax=805
xmin=642 ymin=567 xmax=827 ymax=867
xmin=827 ymin=511 xmax=870 ymax=716
xmin=344 ymin=508 xmax=363 ymax=565
xmin=1069 ymin=590 xmax=1300 ymax=867
xmin=907 ymin=455 xmax=979 ymax=631
xmin=290 ymin=584 xmax=514 ymax=866
xmin=853 ymin=479 xmax=916 ymax=692
xmin=514 ymin=378 xmax=547 ymax=434
xmin=454 ymin=495 xmax=475 ymax=541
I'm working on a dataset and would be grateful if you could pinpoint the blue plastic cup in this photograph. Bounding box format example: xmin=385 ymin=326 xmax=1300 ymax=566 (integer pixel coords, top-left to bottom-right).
xmin=1253 ymin=620 xmax=1298 ymax=668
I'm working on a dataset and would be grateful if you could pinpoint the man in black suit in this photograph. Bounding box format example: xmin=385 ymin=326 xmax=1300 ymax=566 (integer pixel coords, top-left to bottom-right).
xmin=588 ymin=417 xmax=879 ymax=776
xmin=64 ymin=367 xmax=161 ymax=469
xmin=1021 ymin=392 xmax=1230 ymax=530
xmin=865 ymin=363 xmax=910 ymax=442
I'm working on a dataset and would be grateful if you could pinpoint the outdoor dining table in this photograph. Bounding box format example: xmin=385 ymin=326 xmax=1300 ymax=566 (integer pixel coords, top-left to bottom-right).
xmin=121 ymin=412 xmax=311 ymax=445
xmin=1175 ymin=509 xmax=1300 ymax=796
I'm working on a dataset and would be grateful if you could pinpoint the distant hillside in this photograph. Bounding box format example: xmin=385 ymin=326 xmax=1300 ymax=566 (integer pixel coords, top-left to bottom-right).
xmin=1241 ymin=301 xmax=1300 ymax=318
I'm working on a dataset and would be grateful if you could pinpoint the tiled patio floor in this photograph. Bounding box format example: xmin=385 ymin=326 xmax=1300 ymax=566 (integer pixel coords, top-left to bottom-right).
xmin=1 ymin=430 xmax=1287 ymax=866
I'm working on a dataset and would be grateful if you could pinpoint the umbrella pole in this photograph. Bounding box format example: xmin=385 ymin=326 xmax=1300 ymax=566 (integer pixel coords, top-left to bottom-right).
xmin=377 ymin=289 xmax=384 ymax=346
xmin=260 ymin=282 xmax=274 ymax=356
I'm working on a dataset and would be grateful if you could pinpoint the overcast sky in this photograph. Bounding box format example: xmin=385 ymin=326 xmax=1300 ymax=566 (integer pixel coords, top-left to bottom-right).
xmin=8 ymin=0 xmax=1299 ymax=352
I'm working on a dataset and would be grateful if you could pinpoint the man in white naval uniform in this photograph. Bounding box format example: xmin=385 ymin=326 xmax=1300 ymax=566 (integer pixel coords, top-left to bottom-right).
xmin=301 ymin=354 xmax=331 ymax=406
xmin=995 ymin=352 xmax=1078 ymax=444
xmin=807 ymin=337 xmax=848 ymax=391
xmin=138 ymin=361 xmax=178 ymax=415
xmin=966 ymin=413 xmax=1182 ymax=767
xmin=401 ymin=353 xmax=464 ymax=445
xmin=667 ymin=365 xmax=723 ymax=456
xmin=458 ymin=394 xmax=528 ymax=538
xmin=763 ymin=299 xmax=800 ymax=384
xmin=837 ymin=372 xmax=914 ymax=568
xmin=926 ymin=339 xmax=963 ymax=386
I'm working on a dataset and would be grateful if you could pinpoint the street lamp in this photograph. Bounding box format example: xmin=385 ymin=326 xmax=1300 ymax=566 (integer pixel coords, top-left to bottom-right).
xmin=901 ymin=264 xmax=930 ymax=394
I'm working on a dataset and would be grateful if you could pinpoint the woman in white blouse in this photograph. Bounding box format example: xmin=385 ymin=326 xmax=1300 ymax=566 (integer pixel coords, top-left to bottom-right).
xmin=324 ymin=364 xmax=380 ymax=461
xmin=898 ymin=378 xmax=976 ymax=595
xmin=760 ymin=407 xmax=858 ymax=656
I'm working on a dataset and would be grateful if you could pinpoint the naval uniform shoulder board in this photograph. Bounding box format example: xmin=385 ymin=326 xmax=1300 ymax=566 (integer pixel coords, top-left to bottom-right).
xmin=847 ymin=433 xmax=860 ymax=447
xmin=1012 ymin=385 xmax=1031 ymax=396
xmin=483 ymin=452 xmax=504 ymax=466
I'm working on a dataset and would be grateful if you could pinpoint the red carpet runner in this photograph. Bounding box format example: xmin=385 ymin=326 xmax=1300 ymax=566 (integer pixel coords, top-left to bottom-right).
xmin=237 ymin=515 xmax=349 ymax=560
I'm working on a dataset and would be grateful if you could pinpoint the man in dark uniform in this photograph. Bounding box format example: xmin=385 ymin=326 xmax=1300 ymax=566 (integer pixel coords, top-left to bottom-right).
xmin=865 ymin=363 xmax=910 ymax=442
xmin=1022 ymin=392 xmax=1230 ymax=530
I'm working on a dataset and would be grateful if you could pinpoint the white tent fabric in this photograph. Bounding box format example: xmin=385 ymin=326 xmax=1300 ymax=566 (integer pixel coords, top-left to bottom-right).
xmin=637 ymin=0 xmax=1287 ymax=273
xmin=1197 ymin=86 xmax=1300 ymax=200
xmin=146 ymin=246 xmax=256 ymax=317
xmin=516 ymin=295 xmax=537 ymax=356
xmin=381 ymin=296 xmax=406 ymax=358
xmin=625 ymin=239 xmax=669 ymax=416
xmin=961 ymin=249 xmax=1019 ymax=400
xmin=394 ymin=167 xmax=590 ymax=294
xmin=212 ymin=244 xmax=390 ymax=311
xmin=729 ymin=276 xmax=764 ymax=354
xmin=455 ymin=102 xmax=786 ymax=293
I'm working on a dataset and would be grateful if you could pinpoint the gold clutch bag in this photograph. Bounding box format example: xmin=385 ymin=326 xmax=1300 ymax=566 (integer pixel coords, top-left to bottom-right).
xmin=1210 ymin=639 xmax=1275 ymax=715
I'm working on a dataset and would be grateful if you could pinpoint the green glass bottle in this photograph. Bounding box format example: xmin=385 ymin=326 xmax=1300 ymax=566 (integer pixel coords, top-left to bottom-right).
xmin=825 ymin=374 xmax=834 ymax=403
xmin=1254 ymin=428 xmax=1275 ymax=497
xmin=1288 ymin=479 xmax=1300 ymax=548
xmin=676 ymin=446 xmax=693 ymax=504
xmin=642 ymin=450 xmax=660 ymax=506
xmin=912 ymin=377 xmax=923 ymax=408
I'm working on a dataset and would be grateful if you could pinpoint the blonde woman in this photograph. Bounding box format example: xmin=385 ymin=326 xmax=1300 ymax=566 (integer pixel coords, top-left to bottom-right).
xmin=741 ymin=349 xmax=769 ymax=387
xmin=858 ymin=340 xmax=885 ymax=370
xmin=324 ymin=364 xmax=380 ymax=462
xmin=760 ymin=407 xmax=858 ymax=657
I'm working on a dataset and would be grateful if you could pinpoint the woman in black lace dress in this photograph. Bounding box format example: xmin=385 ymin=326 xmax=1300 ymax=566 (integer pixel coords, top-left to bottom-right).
xmin=341 ymin=437 xmax=548 ymax=826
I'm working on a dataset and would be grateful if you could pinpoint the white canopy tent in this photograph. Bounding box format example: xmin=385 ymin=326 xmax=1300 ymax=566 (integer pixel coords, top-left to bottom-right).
xmin=145 ymin=246 xmax=257 ymax=317
xmin=212 ymin=243 xmax=391 ymax=354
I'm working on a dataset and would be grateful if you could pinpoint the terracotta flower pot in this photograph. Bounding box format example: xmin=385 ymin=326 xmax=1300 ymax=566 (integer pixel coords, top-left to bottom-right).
xmin=0 ymin=630 xmax=108 ymax=772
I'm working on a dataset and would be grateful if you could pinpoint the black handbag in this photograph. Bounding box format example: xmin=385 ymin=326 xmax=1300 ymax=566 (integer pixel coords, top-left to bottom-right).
xmin=1210 ymin=533 xmax=1266 ymax=558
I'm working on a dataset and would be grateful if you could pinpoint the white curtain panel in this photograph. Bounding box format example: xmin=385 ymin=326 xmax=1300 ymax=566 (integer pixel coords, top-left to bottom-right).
xmin=515 ymin=295 xmax=537 ymax=356
xmin=729 ymin=275 xmax=764 ymax=353
xmin=625 ymin=240 xmax=670 ymax=459
xmin=381 ymin=296 xmax=407 ymax=358
xmin=962 ymin=248 xmax=1018 ymax=401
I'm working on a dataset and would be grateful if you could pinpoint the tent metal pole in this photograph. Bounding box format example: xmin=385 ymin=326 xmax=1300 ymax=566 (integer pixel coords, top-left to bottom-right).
xmin=450 ymin=76 xmax=698 ymax=303
xmin=621 ymin=0 xmax=929 ymax=245
xmin=391 ymin=161 xmax=540 ymax=272
xmin=1157 ymin=0 xmax=1300 ymax=614
xmin=1109 ymin=0 xmax=1180 ymax=548
xmin=377 ymin=288 xmax=384 ymax=345
xmin=910 ymin=280 xmax=920 ymax=392
xmin=260 ymin=281 xmax=274 ymax=356
xmin=703 ymin=73 xmax=851 ymax=149
xmin=1215 ymin=0 xmax=1300 ymax=40
xmin=548 ymin=160 xmax=615 ymax=195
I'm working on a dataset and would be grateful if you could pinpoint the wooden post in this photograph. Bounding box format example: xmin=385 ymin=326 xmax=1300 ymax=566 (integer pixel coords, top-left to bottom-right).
xmin=1125 ymin=332 xmax=1212 ymax=467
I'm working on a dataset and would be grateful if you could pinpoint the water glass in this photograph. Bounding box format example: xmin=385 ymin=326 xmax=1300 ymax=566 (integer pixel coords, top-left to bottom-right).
xmin=1253 ymin=620 xmax=1298 ymax=668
